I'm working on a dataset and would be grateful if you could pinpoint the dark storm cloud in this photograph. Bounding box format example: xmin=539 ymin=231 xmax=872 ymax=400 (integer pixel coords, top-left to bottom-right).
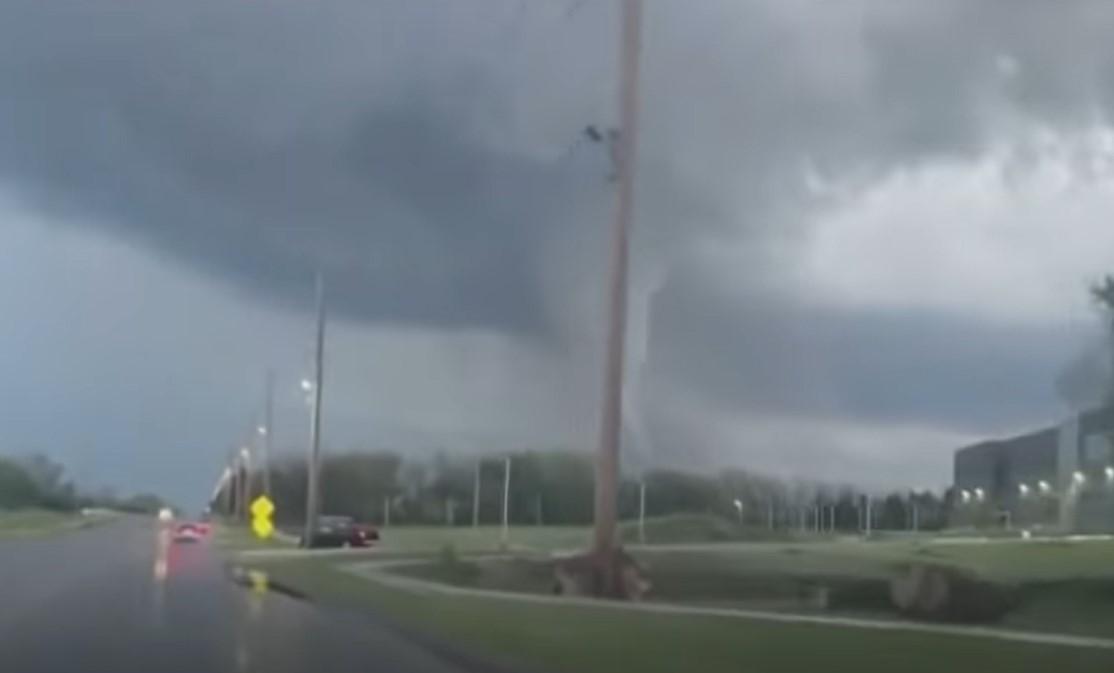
xmin=647 ymin=264 xmax=1070 ymax=433
xmin=5 ymin=0 xmax=1114 ymax=337
xmin=0 ymin=0 xmax=614 ymax=334
xmin=4 ymin=0 xmax=1114 ymax=481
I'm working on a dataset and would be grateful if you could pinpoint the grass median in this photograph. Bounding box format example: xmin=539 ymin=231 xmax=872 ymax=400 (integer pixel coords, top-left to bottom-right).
xmin=0 ymin=508 xmax=115 ymax=539
xmin=245 ymin=556 xmax=1114 ymax=673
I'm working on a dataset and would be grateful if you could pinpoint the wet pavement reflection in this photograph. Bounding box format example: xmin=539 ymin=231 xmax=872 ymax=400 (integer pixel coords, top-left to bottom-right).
xmin=0 ymin=517 xmax=475 ymax=673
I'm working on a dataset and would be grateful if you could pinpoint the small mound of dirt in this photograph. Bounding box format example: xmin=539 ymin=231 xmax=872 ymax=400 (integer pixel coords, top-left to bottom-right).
xmin=553 ymin=548 xmax=650 ymax=600
xmin=890 ymin=563 xmax=1016 ymax=623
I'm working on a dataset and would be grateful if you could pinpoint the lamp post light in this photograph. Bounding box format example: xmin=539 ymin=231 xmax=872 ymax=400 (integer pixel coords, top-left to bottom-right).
xmin=733 ymin=498 xmax=744 ymax=525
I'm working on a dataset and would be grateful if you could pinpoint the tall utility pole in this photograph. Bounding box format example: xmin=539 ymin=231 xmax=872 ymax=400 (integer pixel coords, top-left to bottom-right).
xmin=239 ymin=447 xmax=250 ymax=521
xmin=864 ymin=495 xmax=873 ymax=537
xmin=501 ymin=456 xmax=511 ymax=547
xmin=224 ymin=449 xmax=235 ymax=517
xmin=592 ymin=0 xmax=643 ymax=562
xmin=261 ymin=370 xmax=274 ymax=496
xmin=302 ymin=273 xmax=326 ymax=546
xmin=472 ymin=460 xmax=482 ymax=528
xmin=637 ymin=480 xmax=646 ymax=544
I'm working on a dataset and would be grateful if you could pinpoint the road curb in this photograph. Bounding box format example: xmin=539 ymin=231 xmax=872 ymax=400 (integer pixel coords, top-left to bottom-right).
xmin=340 ymin=559 xmax=1114 ymax=651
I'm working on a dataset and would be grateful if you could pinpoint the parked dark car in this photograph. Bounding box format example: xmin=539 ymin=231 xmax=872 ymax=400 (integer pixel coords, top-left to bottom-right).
xmin=301 ymin=515 xmax=379 ymax=548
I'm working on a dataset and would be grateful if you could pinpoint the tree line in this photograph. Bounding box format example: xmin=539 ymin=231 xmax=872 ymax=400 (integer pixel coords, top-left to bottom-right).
xmin=221 ymin=449 xmax=950 ymax=531
xmin=0 ymin=453 xmax=167 ymax=514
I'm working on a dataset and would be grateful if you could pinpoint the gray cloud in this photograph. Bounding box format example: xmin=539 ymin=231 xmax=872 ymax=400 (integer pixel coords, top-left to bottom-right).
xmin=647 ymin=263 xmax=1073 ymax=434
xmin=6 ymin=1 xmax=1114 ymax=334
xmin=4 ymin=0 xmax=1114 ymax=495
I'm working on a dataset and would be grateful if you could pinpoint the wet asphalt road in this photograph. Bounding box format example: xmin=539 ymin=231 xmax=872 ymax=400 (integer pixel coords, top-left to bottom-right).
xmin=0 ymin=517 xmax=476 ymax=673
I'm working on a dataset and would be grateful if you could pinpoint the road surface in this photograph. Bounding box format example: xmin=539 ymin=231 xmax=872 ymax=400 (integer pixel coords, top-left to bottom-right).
xmin=0 ymin=517 xmax=486 ymax=673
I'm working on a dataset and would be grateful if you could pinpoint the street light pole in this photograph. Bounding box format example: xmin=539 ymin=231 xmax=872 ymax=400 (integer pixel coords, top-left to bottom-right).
xmin=302 ymin=273 xmax=326 ymax=547
xmin=224 ymin=450 xmax=235 ymax=517
xmin=261 ymin=369 xmax=274 ymax=497
xmin=473 ymin=459 xmax=482 ymax=528
xmin=592 ymin=0 xmax=643 ymax=563
xmin=238 ymin=446 xmax=250 ymax=521
xmin=865 ymin=495 xmax=873 ymax=537
xmin=638 ymin=480 xmax=646 ymax=544
xmin=501 ymin=456 xmax=511 ymax=548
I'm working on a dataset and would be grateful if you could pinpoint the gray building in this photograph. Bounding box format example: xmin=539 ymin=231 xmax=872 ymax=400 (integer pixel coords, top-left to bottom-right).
xmin=953 ymin=407 xmax=1114 ymax=532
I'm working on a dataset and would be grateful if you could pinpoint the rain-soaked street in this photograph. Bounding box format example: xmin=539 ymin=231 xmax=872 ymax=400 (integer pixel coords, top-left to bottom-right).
xmin=0 ymin=518 xmax=478 ymax=673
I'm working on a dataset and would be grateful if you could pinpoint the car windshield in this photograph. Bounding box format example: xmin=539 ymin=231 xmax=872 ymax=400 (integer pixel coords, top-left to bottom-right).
xmin=3 ymin=2 xmax=1114 ymax=673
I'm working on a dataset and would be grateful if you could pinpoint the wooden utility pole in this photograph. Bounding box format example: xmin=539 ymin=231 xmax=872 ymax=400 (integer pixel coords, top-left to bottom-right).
xmin=592 ymin=0 xmax=643 ymax=566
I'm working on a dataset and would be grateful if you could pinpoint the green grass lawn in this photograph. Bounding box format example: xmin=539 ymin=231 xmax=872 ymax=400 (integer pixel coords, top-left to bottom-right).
xmin=916 ymin=539 xmax=1114 ymax=581
xmin=371 ymin=514 xmax=809 ymax=555
xmin=377 ymin=534 xmax=1114 ymax=636
xmin=212 ymin=521 xmax=296 ymax=551
xmin=372 ymin=524 xmax=590 ymax=554
xmin=246 ymin=557 xmax=1114 ymax=673
xmin=0 ymin=508 xmax=115 ymax=538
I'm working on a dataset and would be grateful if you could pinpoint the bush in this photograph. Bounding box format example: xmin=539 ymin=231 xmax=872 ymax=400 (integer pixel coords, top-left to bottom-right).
xmin=890 ymin=563 xmax=1017 ymax=622
xmin=434 ymin=544 xmax=480 ymax=585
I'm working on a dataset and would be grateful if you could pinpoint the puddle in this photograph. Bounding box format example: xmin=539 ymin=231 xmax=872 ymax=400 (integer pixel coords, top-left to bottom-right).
xmin=226 ymin=565 xmax=310 ymax=601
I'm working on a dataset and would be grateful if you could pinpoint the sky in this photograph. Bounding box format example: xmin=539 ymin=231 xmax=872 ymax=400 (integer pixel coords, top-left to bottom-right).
xmin=3 ymin=0 xmax=1114 ymax=507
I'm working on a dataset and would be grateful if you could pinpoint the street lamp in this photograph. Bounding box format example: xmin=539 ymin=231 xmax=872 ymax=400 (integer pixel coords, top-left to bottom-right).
xmin=961 ymin=489 xmax=972 ymax=503
xmin=256 ymin=425 xmax=267 ymax=437
xmin=1038 ymin=480 xmax=1051 ymax=494
xmin=733 ymin=498 xmax=744 ymax=525
xmin=1105 ymin=466 xmax=1114 ymax=483
xmin=974 ymin=487 xmax=985 ymax=502
xmin=1018 ymin=483 xmax=1030 ymax=497
xmin=300 ymin=378 xmax=314 ymax=392
xmin=237 ymin=446 xmax=251 ymax=521
xmin=1073 ymin=471 xmax=1086 ymax=486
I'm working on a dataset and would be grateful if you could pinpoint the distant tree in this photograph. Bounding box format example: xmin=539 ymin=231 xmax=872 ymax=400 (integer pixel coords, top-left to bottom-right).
xmin=118 ymin=493 xmax=167 ymax=514
xmin=0 ymin=457 xmax=41 ymax=508
xmin=18 ymin=454 xmax=65 ymax=492
xmin=321 ymin=452 xmax=402 ymax=521
xmin=833 ymin=488 xmax=860 ymax=531
xmin=643 ymin=469 xmax=719 ymax=516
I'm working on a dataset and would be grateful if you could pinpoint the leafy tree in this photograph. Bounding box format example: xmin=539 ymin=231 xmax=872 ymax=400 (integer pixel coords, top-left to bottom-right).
xmin=118 ymin=493 xmax=167 ymax=514
xmin=0 ymin=457 xmax=41 ymax=508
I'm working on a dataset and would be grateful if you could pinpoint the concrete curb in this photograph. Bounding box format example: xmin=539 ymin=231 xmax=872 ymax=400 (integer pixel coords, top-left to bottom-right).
xmin=338 ymin=558 xmax=1114 ymax=651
